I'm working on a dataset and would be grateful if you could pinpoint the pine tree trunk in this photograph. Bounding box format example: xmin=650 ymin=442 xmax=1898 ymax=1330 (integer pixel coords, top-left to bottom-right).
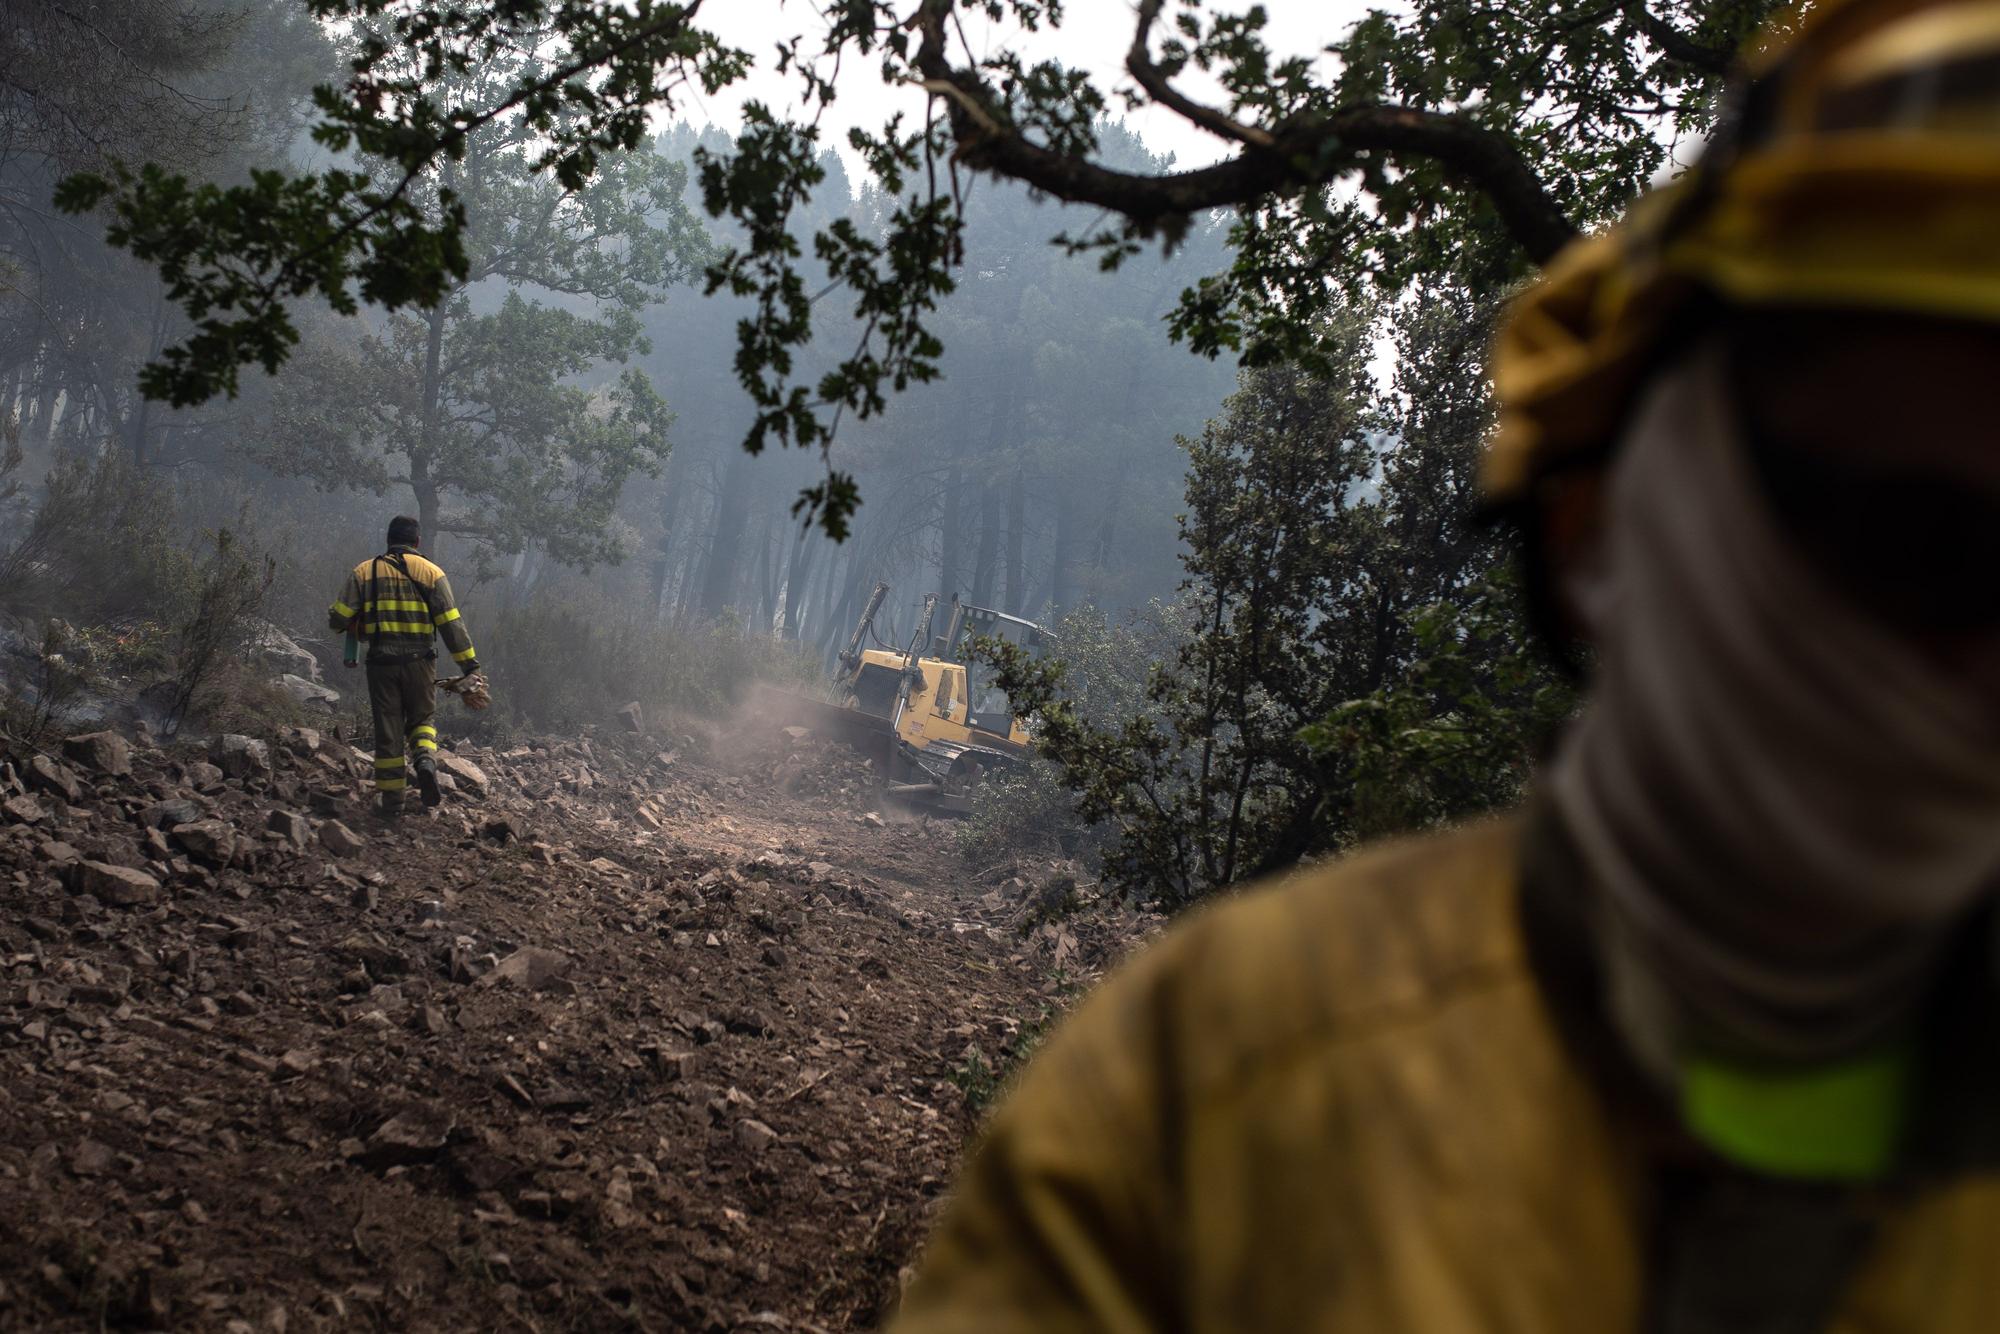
xmin=1050 ymin=495 xmax=1078 ymax=617
xmin=699 ymin=451 xmax=754 ymax=619
xmin=937 ymin=466 xmax=964 ymax=599
xmin=781 ymin=521 xmax=816 ymax=640
xmin=971 ymin=485 xmax=1001 ymax=607
xmin=412 ymin=304 xmax=447 ymax=553
xmin=756 ymin=510 xmax=781 ymax=632
xmin=1003 ymin=467 xmax=1026 ymax=615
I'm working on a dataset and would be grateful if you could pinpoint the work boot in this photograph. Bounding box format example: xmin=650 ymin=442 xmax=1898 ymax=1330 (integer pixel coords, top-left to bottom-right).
xmin=415 ymin=755 xmax=442 ymax=809
xmin=377 ymin=791 xmax=404 ymax=822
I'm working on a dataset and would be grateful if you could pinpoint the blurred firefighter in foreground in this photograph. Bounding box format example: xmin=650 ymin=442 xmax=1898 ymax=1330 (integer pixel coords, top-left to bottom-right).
xmin=328 ymin=516 xmax=481 ymax=819
xmin=894 ymin=2 xmax=2000 ymax=1330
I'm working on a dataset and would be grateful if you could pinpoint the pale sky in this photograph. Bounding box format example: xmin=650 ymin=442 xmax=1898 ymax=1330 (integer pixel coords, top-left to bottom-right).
xmin=671 ymin=2 xmax=1399 ymax=389
xmin=682 ymin=0 xmax=1381 ymax=173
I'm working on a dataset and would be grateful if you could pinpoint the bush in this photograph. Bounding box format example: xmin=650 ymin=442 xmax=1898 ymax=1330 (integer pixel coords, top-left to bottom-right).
xmin=956 ymin=758 xmax=1092 ymax=868
xmin=481 ymin=593 xmax=821 ymax=734
xmin=1303 ymin=575 xmax=1578 ymax=845
xmin=0 ymin=450 xmax=198 ymax=625
xmin=185 ymin=660 xmax=312 ymax=737
xmin=162 ymin=528 xmax=279 ymax=736
xmin=947 ymin=1003 xmax=1060 ymax=1116
xmin=0 ymin=619 xmax=94 ymax=742
xmin=0 ymin=450 xmax=310 ymax=739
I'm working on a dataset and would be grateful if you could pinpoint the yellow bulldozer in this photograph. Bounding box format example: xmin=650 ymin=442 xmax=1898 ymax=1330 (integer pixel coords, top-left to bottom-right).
xmin=771 ymin=582 xmax=1047 ymax=814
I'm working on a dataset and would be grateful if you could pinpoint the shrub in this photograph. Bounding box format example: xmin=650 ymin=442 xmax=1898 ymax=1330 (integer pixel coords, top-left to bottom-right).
xmin=956 ymin=757 xmax=1092 ymax=868
xmin=0 ymin=449 xmax=197 ymax=625
xmin=0 ymin=619 xmax=94 ymax=742
xmin=162 ymin=528 xmax=278 ymax=736
xmin=947 ymin=1003 xmax=1060 ymax=1116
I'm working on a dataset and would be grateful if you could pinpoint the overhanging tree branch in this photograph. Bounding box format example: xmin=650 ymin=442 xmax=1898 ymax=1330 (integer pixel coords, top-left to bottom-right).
xmin=1125 ymin=0 xmax=1275 ymax=150
xmin=915 ymin=0 xmax=1577 ymax=265
xmin=1622 ymin=1 xmax=1738 ymax=76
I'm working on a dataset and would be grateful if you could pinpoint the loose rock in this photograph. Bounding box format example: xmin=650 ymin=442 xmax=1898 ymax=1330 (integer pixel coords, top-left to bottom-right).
xmin=478 ymin=816 xmax=523 ymax=844
xmin=477 ymin=946 xmax=572 ymax=991
xmin=74 ymin=861 xmax=158 ymax=907
xmin=437 ymin=752 xmax=488 ymax=793
xmin=63 ymin=731 xmax=133 ymax=777
xmin=211 ymin=735 xmax=272 ymax=780
xmin=277 ymin=725 xmax=323 ymax=756
xmin=319 ymin=821 xmax=366 ymax=858
xmin=734 ymin=1119 xmax=779 ymax=1153
xmin=25 ymin=755 xmax=82 ymax=803
xmin=140 ymin=798 xmax=203 ymax=829
xmin=171 ymin=820 xmax=239 ymax=866
xmin=70 ymin=1139 xmax=116 ymax=1177
xmin=358 ymin=1105 xmax=455 ymax=1168
xmin=37 ymin=839 xmax=80 ymax=867
xmin=276 ymin=674 xmax=340 ymax=709
xmin=265 ymin=809 xmax=311 ymax=849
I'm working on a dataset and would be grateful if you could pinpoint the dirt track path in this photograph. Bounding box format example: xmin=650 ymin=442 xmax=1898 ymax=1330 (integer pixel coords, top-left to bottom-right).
xmin=0 ymin=719 xmax=1109 ymax=1331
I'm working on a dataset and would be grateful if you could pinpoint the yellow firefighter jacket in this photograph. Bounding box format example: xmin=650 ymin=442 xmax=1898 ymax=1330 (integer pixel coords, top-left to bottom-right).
xmin=893 ymin=814 xmax=2000 ymax=1333
xmin=327 ymin=546 xmax=477 ymax=669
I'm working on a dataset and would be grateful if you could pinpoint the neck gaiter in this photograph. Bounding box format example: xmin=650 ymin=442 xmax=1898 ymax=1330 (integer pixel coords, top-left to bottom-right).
xmin=1548 ymin=339 xmax=2000 ymax=1077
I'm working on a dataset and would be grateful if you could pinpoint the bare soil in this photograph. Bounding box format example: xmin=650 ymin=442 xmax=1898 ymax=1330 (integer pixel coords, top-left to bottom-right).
xmin=0 ymin=713 xmax=1145 ymax=1331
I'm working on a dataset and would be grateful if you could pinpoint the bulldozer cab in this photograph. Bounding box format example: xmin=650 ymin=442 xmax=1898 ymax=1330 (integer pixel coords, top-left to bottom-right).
xmin=933 ymin=601 xmax=1046 ymax=736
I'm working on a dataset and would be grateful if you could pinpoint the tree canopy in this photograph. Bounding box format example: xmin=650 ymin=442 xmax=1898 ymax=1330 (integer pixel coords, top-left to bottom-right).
xmin=243 ymin=55 xmax=708 ymax=570
xmin=986 ymin=283 xmax=1575 ymax=907
xmin=54 ymin=0 xmax=1784 ymax=535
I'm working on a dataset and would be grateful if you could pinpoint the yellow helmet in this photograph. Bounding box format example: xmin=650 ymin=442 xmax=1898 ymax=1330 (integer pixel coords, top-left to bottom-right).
xmin=1487 ymin=0 xmax=2000 ymax=505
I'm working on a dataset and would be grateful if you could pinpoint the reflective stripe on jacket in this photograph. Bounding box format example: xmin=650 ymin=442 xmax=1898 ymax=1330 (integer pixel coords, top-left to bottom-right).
xmin=893 ymin=815 xmax=2000 ymax=1333
xmin=327 ymin=546 xmax=477 ymax=668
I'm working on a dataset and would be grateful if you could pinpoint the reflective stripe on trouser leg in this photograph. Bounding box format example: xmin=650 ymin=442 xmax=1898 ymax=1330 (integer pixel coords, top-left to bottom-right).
xmin=374 ymin=754 xmax=406 ymax=792
xmin=369 ymin=656 xmax=435 ymax=786
xmin=410 ymin=723 xmax=438 ymax=753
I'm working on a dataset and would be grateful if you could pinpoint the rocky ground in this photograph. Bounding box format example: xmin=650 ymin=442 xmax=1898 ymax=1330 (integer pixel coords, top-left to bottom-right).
xmin=0 ymin=710 xmax=1151 ymax=1331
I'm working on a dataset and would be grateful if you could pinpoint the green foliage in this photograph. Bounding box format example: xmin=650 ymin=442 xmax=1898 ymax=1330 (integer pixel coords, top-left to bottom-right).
xmin=50 ymin=162 xmax=440 ymax=404
xmin=482 ymin=595 xmax=820 ymax=735
xmin=0 ymin=459 xmax=295 ymax=740
xmin=54 ymin=1 xmax=742 ymax=408
xmin=1 ymin=620 xmax=94 ymax=743
xmin=947 ymin=1003 xmax=1059 ymax=1117
xmin=58 ymin=0 xmax=1782 ymax=538
xmin=956 ymin=757 xmax=1086 ymax=868
xmin=6 ymin=0 xmax=340 ymax=461
xmin=957 ymin=602 xmax=1193 ymax=868
xmin=1305 ymin=574 xmax=1579 ymax=844
xmin=989 ymin=289 xmax=1571 ymax=909
xmin=0 ymin=451 xmax=198 ymax=625
xmin=946 ymin=1046 xmax=1002 ymax=1114
xmin=233 ymin=52 xmax=707 ymax=570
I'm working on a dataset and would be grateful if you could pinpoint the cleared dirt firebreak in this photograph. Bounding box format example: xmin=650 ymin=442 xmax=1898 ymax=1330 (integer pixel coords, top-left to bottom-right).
xmin=0 ymin=716 xmax=1146 ymax=1331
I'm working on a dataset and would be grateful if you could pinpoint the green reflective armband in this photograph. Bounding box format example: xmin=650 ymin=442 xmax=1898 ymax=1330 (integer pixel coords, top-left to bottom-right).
xmin=1681 ymin=1043 xmax=1913 ymax=1181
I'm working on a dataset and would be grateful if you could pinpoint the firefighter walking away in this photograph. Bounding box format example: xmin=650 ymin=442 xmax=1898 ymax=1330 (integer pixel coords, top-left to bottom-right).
xmin=328 ymin=516 xmax=481 ymax=819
